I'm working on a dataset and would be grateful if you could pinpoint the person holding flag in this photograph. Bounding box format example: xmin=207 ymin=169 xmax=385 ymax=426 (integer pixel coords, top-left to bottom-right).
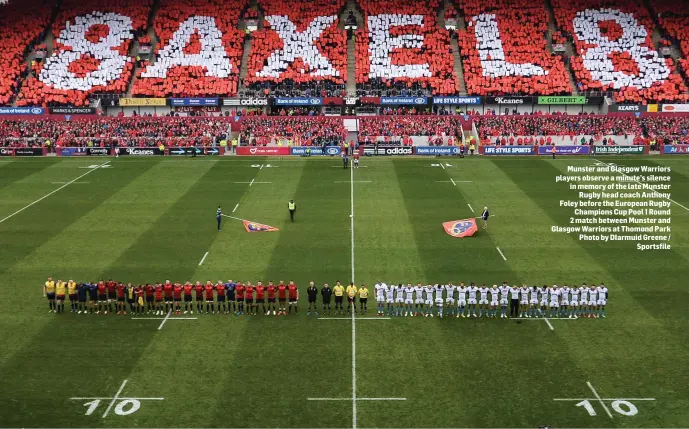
xmin=481 ymin=207 xmax=489 ymax=230
xmin=216 ymin=206 xmax=222 ymax=231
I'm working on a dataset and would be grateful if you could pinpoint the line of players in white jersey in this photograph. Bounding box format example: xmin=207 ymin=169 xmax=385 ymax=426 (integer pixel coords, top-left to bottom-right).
xmin=373 ymin=282 xmax=608 ymax=319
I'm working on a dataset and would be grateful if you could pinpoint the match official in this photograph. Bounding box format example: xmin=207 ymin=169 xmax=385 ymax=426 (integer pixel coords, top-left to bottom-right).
xmin=216 ymin=206 xmax=222 ymax=231
xmin=307 ymin=281 xmax=318 ymax=316
xmin=288 ymin=200 xmax=296 ymax=222
xmin=481 ymin=206 xmax=489 ymax=229
xmin=346 ymin=282 xmax=357 ymax=314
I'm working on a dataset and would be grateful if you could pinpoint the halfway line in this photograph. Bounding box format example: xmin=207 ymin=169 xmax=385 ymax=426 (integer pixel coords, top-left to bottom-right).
xmin=587 ymin=381 xmax=613 ymax=419
xmin=102 ymin=379 xmax=127 ymax=418
xmin=319 ymin=317 xmax=390 ymax=320
xmin=158 ymin=310 xmax=172 ymax=330
xmin=307 ymin=397 xmax=407 ymax=401
xmin=0 ymin=160 xmax=110 ymax=224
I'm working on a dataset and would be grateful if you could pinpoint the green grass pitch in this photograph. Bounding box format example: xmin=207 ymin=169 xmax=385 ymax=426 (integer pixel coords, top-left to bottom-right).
xmin=0 ymin=155 xmax=687 ymax=428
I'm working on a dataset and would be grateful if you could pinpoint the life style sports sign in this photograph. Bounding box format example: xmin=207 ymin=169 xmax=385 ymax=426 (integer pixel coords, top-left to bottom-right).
xmin=482 ymin=146 xmax=535 ymax=155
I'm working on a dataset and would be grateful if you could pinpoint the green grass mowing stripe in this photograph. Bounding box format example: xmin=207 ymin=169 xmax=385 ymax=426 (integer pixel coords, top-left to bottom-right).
xmin=354 ymin=159 xmax=426 ymax=283
xmin=354 ymin=159 xmax=587 ymax=429
xmin=204 ymin=159 xmax=352 ymax=428
xmin=0 ymin=160 xmax=230 ymax=427
xmin=493 ymin=158 xmax=689 ymax=427
xmin=0 ymin=157 xmax=58 ymax=192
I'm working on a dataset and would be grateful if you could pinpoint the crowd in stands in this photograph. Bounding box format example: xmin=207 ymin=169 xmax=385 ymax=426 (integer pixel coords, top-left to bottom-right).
xmin=476 ymin=115 xmax=642 ymax=142
xmin=16 ymin=0 xmax=153 ymax=107
xmin=0 ymin=0 xmax=53 ymax=106
xmin=649 ymin=0 xmax=689 ymax=82
xmin=240 ymin=116 xmax=346 ymax=146
xmin=355 ymin=0 xmax=458 ymax=97
xmin=640 ymin=115 xmax=689 ymax=144
xmin=131 ymin=0 xmax=246 ymax=98
xmin=358 ymin=116 xmax=463 ymax=139
xmin=244 ymin=0 xmax=347 ymax=97
xmin=0 ymin=117 xmax=231 ymax=148
xmin=549 ymin=0 xmax=688 ymax=103
xmin=457 ymin=0 xmax=572 ymax=96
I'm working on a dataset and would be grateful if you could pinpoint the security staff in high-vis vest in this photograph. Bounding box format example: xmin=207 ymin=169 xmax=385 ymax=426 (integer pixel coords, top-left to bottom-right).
xmin=216 ymin=206 xmax=223 ymax=231
xmin=288 ymin=200 xmax=296 ymax=222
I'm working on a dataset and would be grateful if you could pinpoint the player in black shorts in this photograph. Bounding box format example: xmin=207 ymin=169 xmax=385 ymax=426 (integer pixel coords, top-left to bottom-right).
xmin=306 ymin=281 xmax=318 ymax=316
xmin=320 ymin=283 xmax=332 ymax=315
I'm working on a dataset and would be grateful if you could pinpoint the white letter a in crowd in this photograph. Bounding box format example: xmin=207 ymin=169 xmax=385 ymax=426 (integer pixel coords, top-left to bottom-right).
xmin=472 ymin=13 xmax=547 ymax=78
xmin=142 ymin=15 xmax=232 ymax=79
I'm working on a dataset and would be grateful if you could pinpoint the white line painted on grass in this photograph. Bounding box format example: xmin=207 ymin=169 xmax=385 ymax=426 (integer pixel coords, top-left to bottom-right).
xmin=232 ymin=203 xmax=239 ymax=213
xmin=440 ymin=163 xmax=446 ymax=170
xmin=158 ymin=310 xmax=172 ymax=331
xmin=517 ymin=318 xmax=576 ymax=321
xmin=0 ymin=160 xmax=109 ymax=224
xmin=544 ymin=318 xmax=554 ymax=330
xmin=496 ymin=247 xmax=507 ymax=261
xmin=450 ymin=178 xmax=456 ymax=186
xmin=221 ymin=214 xmax=249 ymax=222
xmin=101 ymin=379 xmax=127 ymax=418
xmin=131 ymin=317 xmax=198 ymax=320
xmin=553 ymin=397 xmax=656 ymax=401
xmin=587 ymin=381 xmax=613 ymax=419
xmin=467 ymin=204 xmax=474 ymax=213
xmin=249 ymin=178 xmax=255 ymax=186
xmin=307 ymin=397 xmax=407 ymax=401
xmin=319 ymin=317 xmax=390 ymax=320
xmin=198 ymin=252 xmax=209 ymax=266
xmin=594 ymin=159 xmax=689 ymax=212
xmin=259 ymin=164 xmax=264 ymax=170
xmin=51 ymin=181 xmax=90 ymax=184
xmin=350 ymin=162 xmax=357 ymax=429
xmin=70 ymin=396 xmax=164 ymax=400
xmin=335 ymin=180 xmax=372 ymax=183
xmin=233 ymin=181 xmax=272 ymax=184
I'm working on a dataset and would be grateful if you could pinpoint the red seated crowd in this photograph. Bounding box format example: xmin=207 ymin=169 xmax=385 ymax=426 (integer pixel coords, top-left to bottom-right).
xmin=550 ymin=0 xmax=688 ymax=103
xmin=0 ymin=0 xmax=52 ymax=106
xmin=244 ymin=0 xmax=347 ymax=91
xmin=358 ymin=116 xmax=464 ymax=139
xmin=131 ymin=0 xmax=246 ymax=98
xmin=476 ymin=114 xmax=642 ymax=142
xmin=0 ymin=117 xmax=232 ymax=148
xmin=457 ymin=0 xmax=572 ymax=96
xmin=355 ymin=0 xmax=458 ymax=96
xmin=640 ymin=116 xmax=689 ymax=144
xmin=240 ymin=116 xmax=347 ymax=146
xmin=649 ymin=0 xmax=689 ymax=83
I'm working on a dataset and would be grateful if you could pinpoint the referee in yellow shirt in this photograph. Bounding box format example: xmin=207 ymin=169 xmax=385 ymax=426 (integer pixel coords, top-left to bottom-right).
xmin=333 ymin=281 xmax=345 ymax=314
xmin=43 ymin=277 xmax=56 ymax=313
xmin=346 ymin=282 xmax=358 ymax=314
xmin=55 ymin=280 xmax=66 ymax=314
xmin=358 ymin=284 xmax=369 ymax=314
xmin=67 ymin=279 xmax=78 ymax=313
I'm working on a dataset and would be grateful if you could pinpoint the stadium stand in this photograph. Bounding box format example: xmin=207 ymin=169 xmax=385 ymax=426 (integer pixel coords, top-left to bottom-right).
xmin=456 ymin=0 xmax=572 ymax=95
xmin=355 ymin=0 xmax=458 ymax=96
xmin=0 ymin=117 xmax=232 ymax=147
xmin=549 ymin=0 xmax=689 ymax=102
xmin=131 ymin=0 xmax=247 ymax=98
xmin=641 ymin=115 xmax=689 ymax=144
xmin=476 ymin=114 xmax=642 ymax=142
xmin=358 ymin=116 xmax=464 ymax=140
xmin=648 ymin=0 xmax=689 ymax=82
xmin=0 ymin=0 xmax=53 ymax=106
xmin=243 ymin=0 xmax=347 ymax=97
xmin=240 ymin=116 xmax=347 ymax=146
xmin=16 ymin=0 xmax=153 ymax=107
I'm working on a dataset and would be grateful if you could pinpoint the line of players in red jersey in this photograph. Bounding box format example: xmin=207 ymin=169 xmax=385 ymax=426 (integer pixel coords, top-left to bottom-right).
xmin=67 ymin=279 xmax=300 ymax=315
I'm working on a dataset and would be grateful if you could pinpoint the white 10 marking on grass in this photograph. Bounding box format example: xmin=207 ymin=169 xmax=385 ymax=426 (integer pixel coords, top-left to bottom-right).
xmin=554 ymin=381 xmax=654 ymax=419
xmin=70 ymin=379 xmax=164 ymax=418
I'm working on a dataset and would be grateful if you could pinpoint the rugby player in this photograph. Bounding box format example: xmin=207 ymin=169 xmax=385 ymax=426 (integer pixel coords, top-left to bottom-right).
xmin=287 ymin=280 xmax=299 ymax=314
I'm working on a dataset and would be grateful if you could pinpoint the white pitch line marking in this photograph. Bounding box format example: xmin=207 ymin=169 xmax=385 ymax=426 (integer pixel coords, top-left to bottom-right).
xmin=450 ymin=178 xmax=456 ymax=186
xmin=467 ymin=204 xmax=474 ymax=213
xmin=70 ymin=396 xmax=165 ymax=400
xmin=553 ymin=397 xmax=656 ymax=401
xmin=335 ymin=180 xmax=372 ymax=183
xmin=307 ymin=397 xmax=406 ymax=401
xmin=0 ymin=160 xmax=109 ymax=224
xmin=544 ymin=318 xmax=555 ymax=330
xmin=332 ymin=165 xmax=367 ymax=168
xmin=259 ymin=164 xmax=264 ymax=170
xmin=587 ymin=381 xmax=614 ymax=419
xmin=232 ymin=203 xmax=239 ymax=213
xmin=233 ymin=181 xmax=271 ymax=184
xmin=51 ymin=181 xmax=90 ymax=184
xmin=594 ymin=159 xmax=689 ymax=212
xmin=131 ymin=317 xmax=198 ymax=320
xmin=101 ymin=379 xmax=127 ymax=418
xmin=350 ymin=162 xmax=357 ymax=429
xmin=435 ymin=180 xmax=473 ymax=183
xmin=158 ymin=310 xmax=172 ymax=331
xmin=496 ymin=247 xmax=507 ymax=261
xmin=249 ymin=178 xmax=255 ymax=186
xmin=198 ymin=251 xmax=209 ymax=266
xmin=319 ymin=317 xmax=390 ymax=320
xmin=440 ymin=163 xmax=446 ymax=170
